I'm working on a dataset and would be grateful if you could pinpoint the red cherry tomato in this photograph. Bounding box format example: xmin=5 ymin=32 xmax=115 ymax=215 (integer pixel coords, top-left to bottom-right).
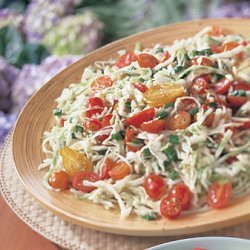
xmin=170 ymin=183 xmax=192 ymax=210
xmin=208 ymin=26 xmax=223 ymax=37
xmin=49 ymin=171 xmax=70 ymax=190
xmin=102 ymin=114 xmax=112 ymax=127
xmin=72 ymin=171 xmax=100 ymax=193
xmin=109 ymin=161 xmax=130 ymax=180
xmin=211 ymin=45 xmax=223 ymax=54
xmin=100 ymin=157 xmax=115 ymax=179
xmin=167 ymin=111 xmax=191 ymax=130
xmin=140 ymin=119 xmax=165 ymax=133
xmin=190 ymin=76 xmax=209 ymax=94
xmin=144 ymin=174 xmax=167 ymax=200
xmin=160 ymin=195 xmax=182 ymax=219
xmin=162 ymin=51 xmax=171 ymax=62
xmin=213 ymin=77 xmax=232 ymax=94
xmin=96 ymin=134 xmax=109 ymax=143
xmin=194 ymin=112 xmax=215 ymax=128
xmin=137 ymin=53 xmax=159 ymax=68
xmin=126 ymin=108 xmax=155 ymax=128
xmin=191 ymin=56 xmax=213 ymax=66
xmin=222 ymin=41 xmax=239 ymax=51
xmin=207 ymin=182 xmax=232 ymax=209
xmin=115 ymin=51 xmax=137 ymax=68
xmin=225 ymin=156 xmax=238 ymax=164
xmin=60 ymin=118 xmax=66 ymax=127
xmin=238 ymin=119 xmax=250 ymax=130
xmin=132 ymin=82 xmax=148 ymax=93
xmin=232 ymin=81 xmax=250 ymax=91
xmin=91 ymin=75 xmax=113 ymax=90
xmin=227 ymin=95 xmax=247 ymax=107
xmin=179 ymin=98 xmax=199 ymax=112
xmin=84 ymin=119 xmax=102 ymax=131
xmin=125 ymin=129 xmax=143 ymax=152
xmin=86 ymin=97 xmax=105 ymax=117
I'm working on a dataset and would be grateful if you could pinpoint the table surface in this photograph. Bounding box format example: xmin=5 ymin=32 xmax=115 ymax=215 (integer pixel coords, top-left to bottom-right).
xmin=0 ymin=194 xmax=59 ymax=250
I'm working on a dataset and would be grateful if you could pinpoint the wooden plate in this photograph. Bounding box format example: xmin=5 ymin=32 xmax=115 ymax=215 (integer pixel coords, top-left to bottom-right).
xmin=12 ymin=19 xmax=250 ymax=236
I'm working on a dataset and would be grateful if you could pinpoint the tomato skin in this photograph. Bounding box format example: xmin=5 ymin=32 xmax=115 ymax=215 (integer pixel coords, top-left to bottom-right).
xmin=144 ymin=83 xmax=185 ymax=107
xmin=211 ymin=45 xmax=223 ymax=54
xmin=91 ymin=75 xmax=113 ymax=90
xmin=238 ymin=120 xmax=250 ymax=130
xmin=72 ymin=171 xmax=100 ymax=193
xmin=222 ymin=41 xmax=239 ymax=51
xmin=167 ymin=111 xmax=191 ymax=130
xmin=125 ymin=129 xmax=142 ymax=152
xmin=132 ymin=82 xmax=148 ymax=93
xmin=170 ymin=183 xmax=192 ymax=210
xmin=144 ymin=175 xmax=167 ymax=200
xmin=232 ymin=81 xmax=250 ymax=91
xmin=109 ymin=161 xmax=130 ymax=180
xmin=213 ymin=77 xmax=232 ymax=94
xmin=162 ymin=51 xmax=171 ymax=62
xmin=227 ymin=95 xmax=247 ymax=107
xmin=126 ymin=108 xmax=155 ymax=128
xmin=84 ymin=119 xmax=102 ymax=131
xmin=137 ymin=53 xmax=159 ymax=68
xmin=160 ymin=195 xmax=182 ymax=219
xmin=60 ymin=118 xmax=66 ymax=127
xmin=190 ymin=76 xmax=209 ymax=94
xmin=115 ymin=51 xmax=137 ymax=68
xmin=207 ymin=182 xmax=232 ymax=209
xmin=191 ymin=56 xmax=213 ymax=66
xmin=102 ymin=114 xmax=112 ymax=127
xmin=86 ymin=97 xmax=105 ymax=118
xmin=140 ymin=119 xmax=165 ymax=133
xmin=100 ymin=157 xmax=115 ymax=179
xmin=49 ymin=171 xmax=70 ymax=190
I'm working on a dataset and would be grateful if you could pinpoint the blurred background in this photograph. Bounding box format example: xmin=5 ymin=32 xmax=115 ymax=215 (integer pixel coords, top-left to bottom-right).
xmin=1 ymin=0 xmax=250 ymax=145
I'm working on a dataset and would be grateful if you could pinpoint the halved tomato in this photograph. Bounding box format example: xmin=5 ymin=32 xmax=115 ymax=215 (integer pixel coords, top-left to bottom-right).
xmin=115 ymin=51 xmax=137 ymax=68
xmin=137 ymin=53 xmax=159 ymax=68
xmin=126 ymin=108 xmax=155 ymax=127
xmin=91 ymin=75 xmax=113 ymax=90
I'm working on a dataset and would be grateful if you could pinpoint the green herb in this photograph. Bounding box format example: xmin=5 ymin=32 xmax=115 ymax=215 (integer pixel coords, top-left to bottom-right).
xmin=168 ymin=134 xmax=179 ymax=145
xmin=231 ymin=90 xmax=246 ymax=96
xmin=164 ymin=102 xmax=175 ymax=109
xmin=143 ymin=148 xmax=152 ymax=160
xmin=125 ymin=101 xmax=132 ymax=112
xmin=71 ymin=133 xmax=77 ymax=139
xmin=156 ymin=47 xmax=164 ymax=53
xmin=169 ymin=170 xmax=179 ymax=180
xmin=207 ymin=102 xmax=218 ymax=109
xmin=141 ymin=213 xmax=157 ymax=221
xmin=131 ymin=138 xmax=144 ymax=145
xmin=156 ymin=110 xmax=168 ymax=119
xmin=69 ymin=117 xmax=74 ymax=123
xmin=174 ymin=65 xmax=184 ymax=73
xmin=111 ymin=130 xmax=125 ymax=140
xmin=75 ymin=125 xmax=84 ymax=133
xmin=213 ymin=73 xmax=224 ymax=81
xmin=192 ymin=48 xmax=212 ymax=57
xmin=163 ymin=160 xmax=170 ymax=169
xmin=53 ymin=108 xmax=62 ymax=117
xmin=189 ymin=107 xmax=199 ymax=119
xmin=139 ymin=77 xmax=145 ymax=82
xmin=99 ymin=149 xmax=107 ymax=155
xmin=163 ymin=146 xmax=178 ymax=162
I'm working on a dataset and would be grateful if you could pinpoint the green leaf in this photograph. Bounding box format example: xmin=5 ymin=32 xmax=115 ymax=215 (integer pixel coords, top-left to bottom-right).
xmin=169 ymin=170 xmax=179 ymax=180
xmin=143 ymin=148 xmax=152 ymax=160
xmin=207 ymin=101 xmax=218 ymax=109
xmin=174 ymin=65 xmax=184 ymax=73
xmin=156 ymin=47 xmax=164 ymax=53
xmin=141 ymin=213 xmax=157 ymax=221
xmin=231 ymin=90 xmax=246 ymax=97
xmin=156 ymin=110 xmax=168 ymax=119
xmin=189 ymin=107 xmax=199 ymax=119
xmin=168 ymin=134 xmax=179 ymax=145
xmin=75 ymin=125 xmax=84 ymax=133
xmin=163 ymin=146 xmax=178 ymax=162
xmin=125 ymin=101 xmax=132 ymax=112
xmin=164 ymin=102 xmax=175 ymax=109
xmin=131 ymin=138 xmax=143 ymax=145
xmin=139 ymin=77 xmax=145 ymax=82
xmin=53 ymin=108 xmax=62 ymax=117
xmin=192 ymin=48 xmax=212 ymax=57
xmin=112 ymin=130 xmax=125 ymax=140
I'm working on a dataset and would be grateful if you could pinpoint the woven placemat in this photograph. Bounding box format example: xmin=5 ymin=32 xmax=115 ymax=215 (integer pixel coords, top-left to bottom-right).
xmin=0 ymin=133 xmax=249 ymax=250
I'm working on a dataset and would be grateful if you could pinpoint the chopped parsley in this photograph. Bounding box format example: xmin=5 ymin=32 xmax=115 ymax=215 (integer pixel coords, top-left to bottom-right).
xmin=207 ymin=102 xmax=218 ymax=109
xmin=169 ymin=170 xmax=179 ymax=180
xmin=192 ymin=48 xmax=212 ymax=57
xmin=164 ymin=102 xmax=175 ymax=109
xmin=131 ymin=138 xmax=144 ymax=145
xmin=125 ymin=101 xmax=132 ymax=112
xmin=231 ymin=89 xmax=247 ymax=96
xmin=143 ymin=148 xmax=152 ymax=160
xmin=74 ymin=125 xmax=84 ymax=133
xmin=168 ymin=134 xmax=180 ymax=145
xmin=156 ymin=110 xmax=168 ymax=119
xmin=163 ymin=146 xmax=178 ymax=162
xmin=111 ymin=130 xmax=125 ymax=140
xmin=141 ymin=213 xmax=157 ymax=221
xmin=156 ymin=47 xmax=164 ymax=53
xmin=53 ymin=108 xmax=62 ymax=117
xmin=139 ymin=77 xmax=145 ymax=82
xmin=189 ymin=107 xmax=199 ymax=119
xmin=174 ymin=65 xmax=185 ymax=73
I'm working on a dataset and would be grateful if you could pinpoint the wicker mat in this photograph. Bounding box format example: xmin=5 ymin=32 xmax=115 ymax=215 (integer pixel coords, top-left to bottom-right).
xmin=0 ymin=133 xmax=249 ymax=250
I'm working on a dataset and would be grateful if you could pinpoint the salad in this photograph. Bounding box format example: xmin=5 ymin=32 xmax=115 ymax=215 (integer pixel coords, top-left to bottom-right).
xmin=40 ymin=26 xmax=250 ymax=220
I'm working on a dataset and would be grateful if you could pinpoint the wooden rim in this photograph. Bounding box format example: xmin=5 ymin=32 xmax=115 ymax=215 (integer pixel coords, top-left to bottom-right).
xmin=12 ymin=19 xmax=250 ymax=236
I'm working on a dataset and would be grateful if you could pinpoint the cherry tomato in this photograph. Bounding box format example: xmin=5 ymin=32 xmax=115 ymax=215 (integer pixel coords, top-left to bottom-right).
xmin=140 ymin=119 xmax=165 ymax=133
xmin=125 ymin=129 xmax=143 ymax=152
xmin=191 ymin=56 xmax=213 ymax=67
xmin=194 ymin=112 xmax=215 ymax=128
xmin=72 ymin=171 xmax=100 ymax=193
xmin=211 ymin=45 xmax=223 ymax=54
xmin=91 ymin=75 xmax=113 ymax=90
xmin=49 ymin=171 xmax=70 ymax=190
xmin=60 ymin=147 xmax=93 ymax=178
xmin=100 ymin=157 xmax=115 ymax=179
xmin=144 ymin=83 xmax=184 ymax=107
xmin=222 ymin=41 xmax=239 ymax=51
xmin=162 ymin=51 xmax=171 ymax=62
xmin=115 ymin=51 xmax=137 ymax=68
xmin=144 ymin=174 xmax=167 ymax=200
xmin=160 ymin=195 xmax=182 ymax=219
xmin=132 ymin=82 xmax=148 ymax=93
xmin=227 ymin=95 xmax=247 ymax=107
xmin=232 ymin=80 xmax=250 ymax=91
xmin=208 ymin=26 xmax=223 ymax=37
xmin=225 ymin=156 xmax=238 ymax=164
xmin=207 ymin=182 xmax=232 ymax=209
xmin=167 ymin=111 xmax=191 ymax=130
xmin=126 ymin=108 xmax=155 ymax=127
xmin=179 ymin=98 xmax=199 ymax=112
xmin=190 ymin=76 xmax=209 ymax=95
xmin=60 ymin=118 xmax=66 ymax=127
xmin=96 ymin=134 xmax=109 ymax=143
xmin=102 ymin=114 xmax=112 ymax=127
xmin=137 ymin=53 xmax=159 ymax=68
xmin=86 ymin=97 xmax=105 ymax=117
xmin=84 ymin=118 xmax=102 ymax=131
xmin=170 ymin=183 xmax=192 ymax=210
xmin=238 ymin=119 xmax=250 ymax=130
xmin=213 ymin=77 xmax=232 ymax=94
xmin=109 ymin=161 xmax=130 ymax=180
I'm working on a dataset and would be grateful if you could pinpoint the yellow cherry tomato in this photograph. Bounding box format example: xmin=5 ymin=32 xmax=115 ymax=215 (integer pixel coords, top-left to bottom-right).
xmin=60 ymin=147 xmax=93 ymax=178
xmin=143 ymin=83 xmax=185 ymax=107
